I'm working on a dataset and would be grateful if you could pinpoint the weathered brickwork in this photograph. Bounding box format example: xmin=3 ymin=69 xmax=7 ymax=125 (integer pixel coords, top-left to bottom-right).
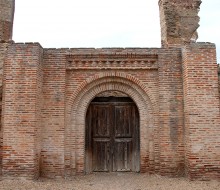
xmin=37 ymin=48 xmax=185 ymax=178
xmin=2 ymin=43 xmax=43 ymax=179
xmin=0 ymin=0 xmax=219 ymax=181
xmin=159 ymin=0 xmax=201 ymax=47
xmin=182 ymin=43 xmax=220 ymax=180
xmin=0 ymin=0 xmax=15 ymax=176
xmin=217 ymin=64 xmax=220 ymax=105
xmin=0 ymin=0 xmax=14 ymax=42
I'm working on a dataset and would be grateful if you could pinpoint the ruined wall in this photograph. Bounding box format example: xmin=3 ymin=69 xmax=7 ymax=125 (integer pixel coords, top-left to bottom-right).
xmin=2 ymin=44 xmax=219 ymax=180
xmin=182 ymin=43 xmax=220 ymax=180
xmin=0 ymin=0 xmax=14 ymax=42
xmin=38 ymin=48 xmax=185 ymax=178
xmin=159 ymin=0 xmax=220 ymax=180
xmin=0 ymin=0 xmax=15 ymax=176
xmin=40 ymin=48 xmax=66 ymax=178
xmin=0 ymin=0 xmax=220 ymax=181
xmin=0 ymin=0 xmax=14 ymax=82
xmin=159 ymin=0 xmax=201 ymax=47
xmin=218 ymin=64 xmax=220 ymax=98
xmin=2 ymin=43 xmax=43 ymax=179
xmin=0 ymin=43 xmax=7 ymax=175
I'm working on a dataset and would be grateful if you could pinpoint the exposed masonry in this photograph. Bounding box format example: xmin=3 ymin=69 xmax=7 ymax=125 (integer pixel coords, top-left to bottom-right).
xmin=218 ymin=65 xmax=220 ymax=99
xmin=159 ymin=0 xmax=202 ymax=47
xmin=0 ymin=0 xmax=220 ymax=181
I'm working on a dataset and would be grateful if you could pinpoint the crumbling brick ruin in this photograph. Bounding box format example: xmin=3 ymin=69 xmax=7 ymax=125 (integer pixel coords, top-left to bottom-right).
xmin=0 ymin=0 xmax=219 ymax=180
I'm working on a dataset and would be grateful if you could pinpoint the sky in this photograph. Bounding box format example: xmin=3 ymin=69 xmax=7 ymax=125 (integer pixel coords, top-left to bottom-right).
xmin=13 ymin=0 xmax=220 ymax=63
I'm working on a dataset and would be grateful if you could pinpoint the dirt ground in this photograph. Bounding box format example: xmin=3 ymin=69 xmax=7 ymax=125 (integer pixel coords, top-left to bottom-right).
xmin=0 ymin=173 xmax=220 ymax=190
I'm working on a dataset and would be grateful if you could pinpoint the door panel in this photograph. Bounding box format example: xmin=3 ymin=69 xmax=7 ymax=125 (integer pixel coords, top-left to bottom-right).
xmin=92 ymin=139 xmax=111 ymax=172
xmin=92 ymin=105 xmax=110 ymax=137
xmin=113 ymin=139 xmax=133 ymax=171
xmin=114 ymin=106 xmax=132 ymax=137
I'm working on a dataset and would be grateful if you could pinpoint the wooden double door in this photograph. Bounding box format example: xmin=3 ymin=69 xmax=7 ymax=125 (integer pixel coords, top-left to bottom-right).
xmin=85 ymin=97 xmax=140 ymax=173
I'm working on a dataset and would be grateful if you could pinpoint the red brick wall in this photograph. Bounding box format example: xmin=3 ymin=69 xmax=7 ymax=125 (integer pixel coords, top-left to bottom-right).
xmin=218 ymin=65 xmax=220 ymax=98
xmin=1 ymin=43 xmax=219 ymax=180
xmin=40 ymin=49 xmax=66 ymax=178
xmin=36 ymin=48 xmax=185 ymax=178
xmin=2 ymin=43 xmax=43 ymax=179
xmin=182 ymin=43 xmax=220 ymax=180
xmin=0 ymin=43 xmax=8 ymax=176
xmin=0 ymin=0 xmax=14 ymax=42
xmin=64 ymin=48 xmax=160 ymax=175
xmin=159 ymin=0 xmax=201 ymax=47
xmin=0 ymin=0 xmax=219 ymax=182
xmin=158 ymin=48 xmax=185 ymax=176
xmin=0 ymin=0 xmax=15 ymax=176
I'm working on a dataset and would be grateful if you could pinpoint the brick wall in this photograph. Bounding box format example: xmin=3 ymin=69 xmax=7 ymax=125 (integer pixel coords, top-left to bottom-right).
xmin=64 ymin=48 xmax=160 ymax=175
xmin=1 ymin=44 xmax=219 ymax=180
xmin=2 ymin=43 xmax=43 ymax=179
xmin=40 ymin=48 xmax=66 ymax=178
xmin=33 ymin=47 xmax=185 ymax=178
xmin=0 ymin=0 xmax=14 ymax=42
xmin=0 ymin=0 xmax=219 ymax=181
xmin=0 ymin=43 xmax=8 ymax=176
xmin=159 ymin=0 xmax=201 ymax=47
xmin=182 ymin=43 xmax=220 ymax=180
xmin=158 ymin=48 xmax=185 ymax=176
xmin=0 ymin=0 xmax=15 ymax=176
xmin=218 ymin=64 xmax=220 ymax=98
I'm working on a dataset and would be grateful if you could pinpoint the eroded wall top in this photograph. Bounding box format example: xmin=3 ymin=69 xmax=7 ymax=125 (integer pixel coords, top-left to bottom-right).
xmin=0 ymin=0 xmax=15 ymax=42
xmin=159 ymin=0 xmax=202 ymax=47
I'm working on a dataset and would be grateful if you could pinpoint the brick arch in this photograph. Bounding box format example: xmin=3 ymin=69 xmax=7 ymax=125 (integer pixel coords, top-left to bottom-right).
xmin=67 ymin=72 xmax=157 ymax=114
xmin=65 ymin=76 xmax=158 ymax=174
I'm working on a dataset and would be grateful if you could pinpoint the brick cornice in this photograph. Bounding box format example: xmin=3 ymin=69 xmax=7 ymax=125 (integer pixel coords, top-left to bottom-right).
xmin=66 ymin=53 xmax=158 ymax=70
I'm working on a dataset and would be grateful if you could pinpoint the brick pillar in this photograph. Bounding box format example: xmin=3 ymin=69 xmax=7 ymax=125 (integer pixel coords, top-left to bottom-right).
xmin=40 ymin=49 xmax=66 ymax=178
xmin=158 ymin=0 xmax=201 ymax=47
xmin=0 ymin=43 xmax=8 ymax=176
xmin=0 ymin=0 xmax=15 ymax=42
xmin=2 ymin=43 xmax=43 ymax=179
xmin=158 ymin=49 xmax=185 ymax=176
xmin=0 ymin=0 xmax=15 ymax=176
xmin=218 ymin=65 xmax=220 ymax=98
xmin=182 ymin=43 xmax=220 ymax=180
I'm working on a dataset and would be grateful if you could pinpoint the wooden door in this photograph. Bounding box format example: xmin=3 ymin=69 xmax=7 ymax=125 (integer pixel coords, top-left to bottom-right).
xmin=86 ymin=97 xmax=140 ymax=173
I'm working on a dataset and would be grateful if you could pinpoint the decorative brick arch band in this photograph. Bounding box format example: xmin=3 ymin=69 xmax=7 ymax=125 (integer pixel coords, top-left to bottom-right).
xmin=65 ymin=76 xmax=158 ymax=174
xmin=67 ymin=72 xmax=158 ymax=110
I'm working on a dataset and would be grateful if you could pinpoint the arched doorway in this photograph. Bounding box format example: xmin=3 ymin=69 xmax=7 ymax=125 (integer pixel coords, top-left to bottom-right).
xmin=67 ymin=76 xmax=156 ymax=174
xmin=85 ymin=95 xmax=140 ymax=173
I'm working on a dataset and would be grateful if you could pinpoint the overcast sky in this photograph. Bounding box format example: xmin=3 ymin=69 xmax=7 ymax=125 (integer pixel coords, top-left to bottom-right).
xmin=13 ymin=0 xmax=220 ymax=62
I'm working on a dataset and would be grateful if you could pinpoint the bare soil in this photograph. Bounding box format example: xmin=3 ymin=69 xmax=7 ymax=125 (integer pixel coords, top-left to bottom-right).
xmin=0 ymin=173 xmax=220 ymax=190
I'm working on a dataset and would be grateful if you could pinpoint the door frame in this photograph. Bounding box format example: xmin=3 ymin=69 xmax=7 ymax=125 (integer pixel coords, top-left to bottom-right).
xmin=85 ymin=97 xmax=140 ymax=173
